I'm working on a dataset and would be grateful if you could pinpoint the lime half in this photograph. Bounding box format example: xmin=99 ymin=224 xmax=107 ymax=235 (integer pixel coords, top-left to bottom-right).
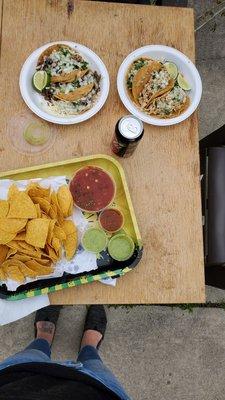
xmin=177 ymin=73 xmax=191 ymax=91
xmin=23 ymin=122 xmax=51 ymax=146
xmin=82 ymin=228 xmax=108 ymax=254
xmin=164 ymin=62 xmax=178 ymax=80
xmin=32 ymin=71 xmax=49 ymax=92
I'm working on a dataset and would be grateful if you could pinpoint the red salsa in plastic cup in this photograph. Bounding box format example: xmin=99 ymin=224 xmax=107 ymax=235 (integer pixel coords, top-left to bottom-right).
xmin=99 ymin=208 xmax=124 ymax=233
xmin=70 ymin=166 xmax=116 ymax=212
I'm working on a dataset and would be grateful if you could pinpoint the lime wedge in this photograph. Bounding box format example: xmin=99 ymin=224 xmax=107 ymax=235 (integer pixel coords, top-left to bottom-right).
xmin=164 ymin=62 xmax=178 ymax=80
xmin=32 ymin=71 xmax=49 ymax=92
xmin=23 ymin=122 xmax=50 ymax=146
xmin=177 ymin=73 xmax=191 ymax=91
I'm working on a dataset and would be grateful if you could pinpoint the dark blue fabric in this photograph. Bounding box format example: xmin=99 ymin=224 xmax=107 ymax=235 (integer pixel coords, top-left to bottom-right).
xmin=25 ymin=339 xmax=51 ymax=358
xmin=77 ymin=345 xmax=102 ymax=363
xmin=0 ymin=340 xmax=130 ymax=399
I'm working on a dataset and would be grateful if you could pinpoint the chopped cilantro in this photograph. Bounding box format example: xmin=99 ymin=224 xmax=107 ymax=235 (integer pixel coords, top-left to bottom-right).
xmin=61 ymin=48 xmax=70 ymax=56
xmin=127 ymin=78 xmax=132 ymax=89
xmin=134 ymin=59 xmax=146 ymax=70
xmin=81 ymin=61 xmax=88 ymax=70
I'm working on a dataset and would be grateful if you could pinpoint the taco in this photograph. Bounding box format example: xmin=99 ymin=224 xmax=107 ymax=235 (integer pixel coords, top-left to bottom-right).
xmin=54 ymin=83 xmax=94 ymax=102
xmin=126 ymin=57 xmax=153 ymax=93
xmin=133 ymin=61 xmax=174 ymax=107
xmin=51 ymin=69 xmax=88 ymax=83
xmin=37 ymin=44 xmax=72 ymax=66
xmin=146 ymin=86 xmax=190 ymax=118
xmin=37 ymin=44 xmax=89 ymax=84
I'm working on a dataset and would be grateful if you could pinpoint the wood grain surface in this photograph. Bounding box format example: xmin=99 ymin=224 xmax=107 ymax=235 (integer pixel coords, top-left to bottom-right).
xmin=0 ymin=0 xmax=205 ymax=303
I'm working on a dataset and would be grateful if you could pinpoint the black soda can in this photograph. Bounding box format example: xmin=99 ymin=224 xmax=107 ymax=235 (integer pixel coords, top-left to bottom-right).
xmin=111 ymin=115 xmax=144 ymax=158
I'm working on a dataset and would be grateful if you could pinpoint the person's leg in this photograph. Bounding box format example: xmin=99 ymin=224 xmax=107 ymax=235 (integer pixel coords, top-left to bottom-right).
xmin=0 ymin=306 xmax=61 ymax=371
xmin=76 ymin=307 xmax=130 ymax=400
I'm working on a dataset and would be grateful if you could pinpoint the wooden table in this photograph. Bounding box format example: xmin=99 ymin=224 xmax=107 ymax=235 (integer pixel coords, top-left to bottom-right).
xmin=0 ymin=0 xmax=205 ymax=303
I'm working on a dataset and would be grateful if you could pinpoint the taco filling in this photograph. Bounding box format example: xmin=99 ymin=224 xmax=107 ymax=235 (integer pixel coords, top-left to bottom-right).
xmin=138 ymin=67 xmax=171 ymax=108
xmin=34 ymin=45 xmax=101 ymax=116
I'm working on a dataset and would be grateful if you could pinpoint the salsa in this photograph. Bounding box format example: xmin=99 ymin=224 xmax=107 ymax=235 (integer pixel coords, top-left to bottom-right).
xmin=82 ymin=227 xmax=108 ymax=253
xmin=70 ymin=166 xmax=116 ymax=212
xmin=108 ymin=234 xmax=135 ymax=261
xmin=99 ymin=208 xmax=124 ymax=233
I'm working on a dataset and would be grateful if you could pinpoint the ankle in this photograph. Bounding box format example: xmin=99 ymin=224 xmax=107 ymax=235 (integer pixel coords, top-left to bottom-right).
xmin=36 ymin=321 xmax=55 ymax=346
xmin=81 ymin=329 xmax=102 ymax=349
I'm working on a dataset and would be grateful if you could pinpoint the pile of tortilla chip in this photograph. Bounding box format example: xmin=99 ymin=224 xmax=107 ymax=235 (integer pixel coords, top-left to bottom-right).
xmin=0 ymin=183 xmax=77 ymax=283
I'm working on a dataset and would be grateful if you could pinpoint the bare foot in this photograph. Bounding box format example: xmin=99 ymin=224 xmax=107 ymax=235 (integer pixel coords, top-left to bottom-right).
xmin=80 ymin=329 xmax=102 ymax=349
xmin=36 ymin=321 xmax=55 ymax=346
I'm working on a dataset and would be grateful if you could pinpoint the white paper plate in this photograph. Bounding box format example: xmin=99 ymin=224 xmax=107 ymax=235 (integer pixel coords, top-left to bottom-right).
xmin=117 ymin=45 xmax=202 ymax=126
xmin=19 ymin=41 xmax=110 ymax=125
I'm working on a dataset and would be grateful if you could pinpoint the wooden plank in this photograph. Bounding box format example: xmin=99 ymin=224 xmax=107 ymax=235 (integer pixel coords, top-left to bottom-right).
xmin=0 ymin=0 xmax=205 ymax=303
xmin=0 ymin=0 xmax=3 ymax=58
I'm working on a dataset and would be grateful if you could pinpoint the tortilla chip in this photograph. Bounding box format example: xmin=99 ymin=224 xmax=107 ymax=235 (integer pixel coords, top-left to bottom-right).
xmin=48 ymin=205 xmax=57 ymax=219
xmin=6 ymin=248 xmax=17 ymax=259
xmin=64 ymin=232 xmax=77 ymax=260
xmin=35 ymin=204 xmax=41 ymax=218
xmin=0 ymin=245 xmax=8 ymax=264
xmin=61 ymin=220 xmax=76 ymax=236
xmin=8 ymin=184 xmax=20 ymax=199
xmin=26 ymin=218 xmax=50 ymax=248
xmin=2 ymin=261 xmax=25 ymax=282
xmin=20 ymin=264 xmax=39 ymax=278
xmin=0 ymin=268 xmax=6 ymax=281
xmin=44 ymin=244 xmax=58 ymax=261
xmin=41 ymin=212 xmax=49 ymax=219
xmin=53 ymin=226 xmax=66 ymax=242
xmin=13 ymin=253 xmax=31 ymax=262
xmin=57 ymin=185 xmax=73 ymax=217
xmin=14 ymin=232 xmax=26 ymax=241
xmin=68 ymin=199 xmax=74 ymax=217
xmin=7 ymin=265 xmax=25 ymax=282
xmin=0 ymin=218 xmax=27 ymax=233
xmin=32 ymin=197 xmax=51 ymax=214
xmin=0 ymin=230 xmax=16 ymax=245
xmin=7 ymin=192 xmax=37 ymax=219
xmin=47 ymin=219 xmax=56 ymax=243
xmin=54 ymin=83 xmax=94 ymax=102
xmin=0 ymin=200 xmax=9 ymax=218
xmin=6 ymin=241 xmax=39 ymax=259
xmin=51 ymin=237 xmax=61 ymax=253
xmin=27 ymin=184 xmax=51 ymax=200
xmin=32 ymin=257 xmax=50 ymax=266
xmin=62 ymin=221 xmax=77 ymax=260
xmin=50 ymin=192 xmax=64 ymax=224
xmin=26 ymin=259 xmax=53 ymax=276
xmin=17 ymin=241 xmax=39 ymax=252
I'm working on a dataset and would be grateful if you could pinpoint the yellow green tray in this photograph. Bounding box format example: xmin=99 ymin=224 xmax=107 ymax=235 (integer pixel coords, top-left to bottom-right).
xmin=0 ymin=154 xmax=143 ymax=300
